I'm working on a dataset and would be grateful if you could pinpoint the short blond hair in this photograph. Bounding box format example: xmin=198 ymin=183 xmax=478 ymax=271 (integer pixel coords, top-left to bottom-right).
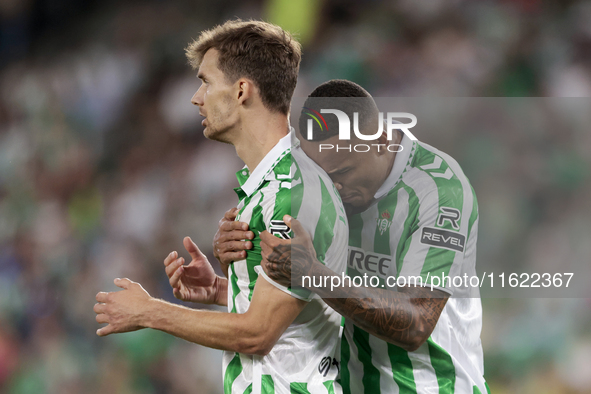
xmin=186 ymin=19 xmax=301 ymax=115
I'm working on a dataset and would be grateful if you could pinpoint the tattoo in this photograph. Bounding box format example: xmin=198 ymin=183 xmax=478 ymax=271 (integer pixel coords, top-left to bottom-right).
xmin=264 ymin=241 xmax=316 ymax=288
xmin=265 ymin=243 xmax=292 ymax=286
xmin=262 ymin=226 xmax=447 ymax=350
xmin=323 ymin=285 xmax=448 ymax=351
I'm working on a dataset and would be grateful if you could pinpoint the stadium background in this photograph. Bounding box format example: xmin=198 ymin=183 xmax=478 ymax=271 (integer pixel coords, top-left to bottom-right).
xmin=1 ymin=0 xmax=591 ymax=392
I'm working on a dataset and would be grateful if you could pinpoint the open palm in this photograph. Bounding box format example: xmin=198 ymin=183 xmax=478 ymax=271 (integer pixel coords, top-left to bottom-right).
xmin=165 ymin=237 xmax=221 ymax=304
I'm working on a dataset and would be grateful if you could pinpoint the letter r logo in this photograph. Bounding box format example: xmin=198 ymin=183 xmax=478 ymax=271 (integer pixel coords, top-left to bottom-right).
xmin=437 ymin=207 xmax=461 ymax=230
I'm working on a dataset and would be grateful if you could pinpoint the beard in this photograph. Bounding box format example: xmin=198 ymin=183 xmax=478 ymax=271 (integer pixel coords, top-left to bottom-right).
xmin=203 ymin=123 xmax=230 ymax=143
xmin=344 ymin=198 xmax=376 ymax=217
xmin=344 ymin=203 xmax=364 ymax=217
xmin=202 ymin=115 xmax=234 ymax=144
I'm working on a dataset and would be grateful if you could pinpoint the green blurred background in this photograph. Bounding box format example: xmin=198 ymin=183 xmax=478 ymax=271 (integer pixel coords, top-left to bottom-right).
xmin=1 ymin=0 xmax=591 ymax=393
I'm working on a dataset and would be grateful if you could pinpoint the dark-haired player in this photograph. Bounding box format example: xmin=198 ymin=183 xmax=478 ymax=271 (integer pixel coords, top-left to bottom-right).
xmin=216 ymin=80 xmax=489 ymax=393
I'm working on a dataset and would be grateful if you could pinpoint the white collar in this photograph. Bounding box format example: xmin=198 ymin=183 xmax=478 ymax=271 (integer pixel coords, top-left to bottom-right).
xmin=374 ymin=134 xmax=415 ymax=200
xmin=240 ymin=130 xmax=293 ymax=196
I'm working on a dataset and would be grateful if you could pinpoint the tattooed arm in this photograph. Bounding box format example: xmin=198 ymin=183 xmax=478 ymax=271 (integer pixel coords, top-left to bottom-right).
xmin=309 ymin=261 xmax=447 ymax=351
xmin=260 ymin=215 xmax=448 ymax=352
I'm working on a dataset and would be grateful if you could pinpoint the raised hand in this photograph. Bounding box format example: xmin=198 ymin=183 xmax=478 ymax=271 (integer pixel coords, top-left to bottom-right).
xmin=260 ymin=215 xmax=317 ymax=288
xmin=164 ymin=236 xmax=227 ymax=305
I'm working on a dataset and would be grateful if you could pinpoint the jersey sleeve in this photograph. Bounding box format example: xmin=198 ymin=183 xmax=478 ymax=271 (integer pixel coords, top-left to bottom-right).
xmin=256 ymin=161 xmax=349 ymax=301
xmin=396 ymin=176 xmax=476 ymax=295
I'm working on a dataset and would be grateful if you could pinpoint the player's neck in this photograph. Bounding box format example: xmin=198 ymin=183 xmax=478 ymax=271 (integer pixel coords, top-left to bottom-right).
xmin=368 ymin=129 xmax=402 ymax=198
xmin=233 ymin=112 xmax=290 ymax=172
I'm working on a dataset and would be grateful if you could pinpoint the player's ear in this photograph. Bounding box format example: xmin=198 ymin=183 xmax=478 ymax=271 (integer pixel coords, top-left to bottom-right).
xmin=236 ymin=78 xmax=255 ymax=106
xmin=376 ymin=128 xmax=389 ymax=155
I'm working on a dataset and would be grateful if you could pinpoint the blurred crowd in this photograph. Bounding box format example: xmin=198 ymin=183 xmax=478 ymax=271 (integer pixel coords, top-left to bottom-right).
xmin=1 ymin=0 xmax=591 ymax=393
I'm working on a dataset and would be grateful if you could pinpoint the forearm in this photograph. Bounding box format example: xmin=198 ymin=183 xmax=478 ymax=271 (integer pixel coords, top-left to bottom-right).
xmin=304 ymin=263 xmax=446 ymax=351
xmin=143 ymin=298 xmax=266 ymax=355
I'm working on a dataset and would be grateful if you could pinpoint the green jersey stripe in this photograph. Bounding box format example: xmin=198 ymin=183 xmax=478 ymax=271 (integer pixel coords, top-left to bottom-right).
xmin=273 ymin=151 xmax=292 ymax=175
xmin=246 ymin=192 xmax=264 ymax=302
xmin=388 ymin=187 xmax=410 ymax=277
xmin=374 ymin=192 xmax=397 ymax=256
xmin=342 ymin=324 xmax=368 ymax=394
xmin=420 ymin=247 xmax=457 ymax=279
xmin=262 ymin=374 xmax=275 ymax=394
xmin=348 ymin=214 xmax=364 ymax=249
xmin=294 ymin=150 xmax=324 ymax=241
xmin=407 ymin=342 xmax=440 ymax=392
xmin=395 ymin=182 xmax=421 ymax=275
xmin=224 ymin=353 xmax=243 ymax=394
xmin=360 ymin=205 xmax=378 ymax=252
xmin=313 ymin=178 xmax=337 ymax=264
xmin=387 ymin=344 xmax=417 ymax=393
xmin=353 ymin=326 xmax=381 ymax=393
xmin=396 ymin=167 xmax=442 ymax=280
xmin=427 ymin=339 xmax=456 ymax=394
xmin=290 ymin=382 xmax=311 ymax=394
xmin=231 ymin=191 xmax=263 ymax=313
xmin=366 ymin=331 xmax=399 ymax=393
xmin=323 ymin=380 xmax=336 ymax=394
xmin=340 ymin=328 xmax=352 ymax=394
xmin=229 ymin=263 xmax=240 ymax=314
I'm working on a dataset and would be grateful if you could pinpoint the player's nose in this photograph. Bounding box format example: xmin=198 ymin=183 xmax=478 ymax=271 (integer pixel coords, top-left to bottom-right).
xmin=191 ymin=90 xmax=203 ymax=106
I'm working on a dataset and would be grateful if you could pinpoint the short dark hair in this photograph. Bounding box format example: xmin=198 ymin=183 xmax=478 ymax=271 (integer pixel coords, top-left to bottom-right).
xmin=299 ymin=79 xmax=379 ymax=141
xmin=186 ymin=19 xmax=301 ymax=115
xmin=309 ymin=79 xmax=372 ymax=98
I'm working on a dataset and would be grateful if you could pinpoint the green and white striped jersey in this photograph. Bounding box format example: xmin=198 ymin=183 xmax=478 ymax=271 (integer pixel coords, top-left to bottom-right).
xmin=341 ymin=135 xmax=488 ymax=394
xmin=223 ymin=132 xmax=349 ymax=394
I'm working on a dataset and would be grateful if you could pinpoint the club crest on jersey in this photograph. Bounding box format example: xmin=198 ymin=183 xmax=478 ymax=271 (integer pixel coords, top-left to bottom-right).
xmin=377 ymin=210 xmax=392 ymax=235
xmin=269 ymin=220 xmax=291 ymax=239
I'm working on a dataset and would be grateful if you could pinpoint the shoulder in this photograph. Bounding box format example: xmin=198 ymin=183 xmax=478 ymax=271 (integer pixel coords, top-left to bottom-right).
xmin=265 ymin=147 xmax=341 ymax=204
xmin=401 ymin=141 xmax=475 ymax=208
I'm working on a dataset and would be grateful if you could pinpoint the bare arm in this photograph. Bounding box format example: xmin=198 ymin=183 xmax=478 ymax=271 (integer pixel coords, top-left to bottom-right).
xmin=302 ymin=261 xmax=447 ymax=351
xmin=95 ymin=276 xmax=306 ymax=356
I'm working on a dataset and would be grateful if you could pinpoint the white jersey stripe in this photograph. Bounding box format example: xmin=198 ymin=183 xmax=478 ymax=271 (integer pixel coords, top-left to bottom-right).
xmin=293 ymin=149 xmax=322 ymax=240
xmin=388 ymin=188 xmax=410 ymax=276
xmin=259 ymin=183 xmax=279 ymax=235
xmin=232 ymin=191 xmax=263 ymax=314
xmin=419 ymin=143 xmax=473 ymax=282
xmin=360 ymin=204 xmax=378 ymax=252
xmin=343 ymin=325 xmax=365 ymax=394
xmin=368 ymin=332 xmax=399 ymax=394
xmin=408 ymin=342 xmax=440 ymax=393
xmin=397 ymin=167 xmax=440 ymax=280
xmin=231 ymin=353 xmax=253 ymax=394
